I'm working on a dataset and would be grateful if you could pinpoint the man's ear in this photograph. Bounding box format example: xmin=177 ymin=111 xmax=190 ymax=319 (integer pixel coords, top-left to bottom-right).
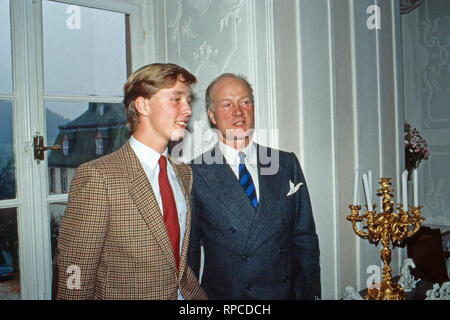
xmin=134 ymin=96 xmax=150 ymax=116
xmin=208 ymin=109 xmax=216 ymax=126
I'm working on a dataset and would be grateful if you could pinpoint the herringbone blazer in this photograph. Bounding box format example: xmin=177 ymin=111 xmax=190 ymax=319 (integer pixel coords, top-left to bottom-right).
xmin=55 ymin=141 xmax=206 ymax=300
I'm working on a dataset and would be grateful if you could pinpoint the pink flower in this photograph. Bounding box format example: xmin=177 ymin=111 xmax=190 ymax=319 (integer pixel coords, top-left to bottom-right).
xmin=404 ymin=121 xmax=430 ymax=171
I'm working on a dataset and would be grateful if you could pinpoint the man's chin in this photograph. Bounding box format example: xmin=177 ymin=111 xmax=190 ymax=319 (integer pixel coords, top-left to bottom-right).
xmin=224 ymin=128 xmax=254 ymax=140
xmin=221 ymin=133 xmax=253 ymax=150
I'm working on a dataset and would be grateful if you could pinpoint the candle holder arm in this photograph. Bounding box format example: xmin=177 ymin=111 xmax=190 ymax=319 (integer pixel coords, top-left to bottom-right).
xmin=347 ymin=205 xmax=369 ymax=239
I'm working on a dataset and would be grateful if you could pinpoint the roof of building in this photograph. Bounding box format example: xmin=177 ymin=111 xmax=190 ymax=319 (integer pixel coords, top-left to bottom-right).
xmin=48 ymin=103 xmax=129 ymax=167
xmin=59 ymin=103 xmax=126 ymax=130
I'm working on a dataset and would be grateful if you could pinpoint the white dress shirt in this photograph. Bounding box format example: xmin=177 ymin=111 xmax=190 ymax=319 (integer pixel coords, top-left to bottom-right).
xmin=129 ymin=136 xmax=187 ymax=299
xmin=218 ymin=140 xmax=260 ymax=201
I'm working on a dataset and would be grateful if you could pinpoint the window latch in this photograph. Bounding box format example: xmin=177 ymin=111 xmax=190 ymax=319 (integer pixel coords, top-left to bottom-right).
xmin=33 ymin=135 xmax=61 ymax=161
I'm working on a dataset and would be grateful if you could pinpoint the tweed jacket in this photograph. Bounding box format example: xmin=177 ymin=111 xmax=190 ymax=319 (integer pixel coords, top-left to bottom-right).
xmin=189 ymin=144 xmax=321 ymax=300
xmin=55 ymin=141 xmax=206 ymax=300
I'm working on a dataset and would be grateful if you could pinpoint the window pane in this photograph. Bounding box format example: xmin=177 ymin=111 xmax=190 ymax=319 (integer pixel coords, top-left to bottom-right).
xmin=0 ymin=208 xmax=20 ymax=300
xmin=0 ymin=0 xmax=13 ymax=93
xmin=0 ymin=101 xmax=16 ymax=200
xmin=46 ymin=101 xmax=128 ymax=194
xmin=50 ymin=202 xmax=66 ymax=264
xmin=42 ymin=0 xmax=127 ymax=97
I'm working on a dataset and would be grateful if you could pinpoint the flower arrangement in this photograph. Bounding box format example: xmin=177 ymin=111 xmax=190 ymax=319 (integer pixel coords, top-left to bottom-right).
xmin=404 ymin=121 xmax=430 ymax=180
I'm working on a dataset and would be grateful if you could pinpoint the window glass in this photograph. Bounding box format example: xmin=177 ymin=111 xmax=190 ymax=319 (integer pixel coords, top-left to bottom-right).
xmin=50 ymin=202 xmax=66 ymax=270
xmin=0 ymin=0 xmax=13 ymax=94
xmin=46 ymin=101 xmax=128 ymax=194
xmin=0 ymin=208 xmax=20 ymax=300
xmin=0 ymin=101 xmax=15 ymax=200
xmin=42 ymin=0 xmax=127 ymax=97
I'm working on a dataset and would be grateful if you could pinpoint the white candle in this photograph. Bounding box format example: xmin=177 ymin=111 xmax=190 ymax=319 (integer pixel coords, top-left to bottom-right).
xmin=402 ymin=170 xmax=408 ymax=210
xmin=413 ymin=169 xmax=418 ymax=207
xmin=353 ymin=169 xmax=359 ymax=205
xmin=368 ymin=170 xmax=373 ymax=196
xmin=363 ymin=173 xmax=373 ymax=211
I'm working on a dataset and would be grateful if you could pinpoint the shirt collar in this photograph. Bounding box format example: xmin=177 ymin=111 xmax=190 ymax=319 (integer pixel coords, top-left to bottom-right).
xmin=130 ymin=135 xmax=168 ymax=171
xmin=218 ymin=139 xmax=257 ymax=167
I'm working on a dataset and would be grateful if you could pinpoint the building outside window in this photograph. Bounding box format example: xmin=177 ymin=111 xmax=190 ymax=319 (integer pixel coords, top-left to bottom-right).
xmin=48 ymin=102 xmax=128 ymax=195
xmin=95 ymin=137 xmax=104 ymax=156
xmin=49 ymin=168 xmax=56 ymax=193
xmin=60 ymin=168 xmax=67 ymax=194
xmin=62 ymin=135 xmax=69 ymax=156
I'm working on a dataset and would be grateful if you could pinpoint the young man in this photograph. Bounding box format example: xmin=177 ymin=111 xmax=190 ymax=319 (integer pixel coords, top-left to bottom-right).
xmin=189 ymin=73 xmax=321 ymax=299
xmin=55 ymin=63 xmax=206 ymax=300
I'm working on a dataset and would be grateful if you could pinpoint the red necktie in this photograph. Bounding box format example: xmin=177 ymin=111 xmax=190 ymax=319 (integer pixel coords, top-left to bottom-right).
xmin=158 ymin=155 xmax=180 ymax=270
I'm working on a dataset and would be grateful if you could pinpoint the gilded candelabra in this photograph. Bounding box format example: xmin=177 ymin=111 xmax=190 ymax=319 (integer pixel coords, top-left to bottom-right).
xmin=347 ymin=177 xmax=425 ymax=300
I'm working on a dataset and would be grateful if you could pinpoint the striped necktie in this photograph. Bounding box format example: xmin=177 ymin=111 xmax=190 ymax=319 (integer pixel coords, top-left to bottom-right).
xmin=238 ymin=152 xmax=258 ymax=208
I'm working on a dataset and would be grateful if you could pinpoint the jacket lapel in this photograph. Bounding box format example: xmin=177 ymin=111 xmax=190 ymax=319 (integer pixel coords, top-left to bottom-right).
xmin=168 ymin=156 xmax=191 ymax=277
xmin=121 ymin=142 xmax=178 ymax=273
xmin=256 ymin=144 xmax=284 ymax=217
xmin=246 ymin=145 xmax=284 ymax=247
xmin=194 ymin=146 xmax=255 ymax=230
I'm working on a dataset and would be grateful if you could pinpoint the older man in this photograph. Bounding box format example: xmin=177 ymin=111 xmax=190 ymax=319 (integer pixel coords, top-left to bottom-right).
xmin=189 ymin=73 xmax=321 ymax=300
xmin=55 ymin=63 xmax=206 ymax=300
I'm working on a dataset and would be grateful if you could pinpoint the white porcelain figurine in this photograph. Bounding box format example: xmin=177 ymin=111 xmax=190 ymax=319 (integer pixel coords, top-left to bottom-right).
xmin=439 ymin=282 xmax=449 ymax=300
xmin=398 ymin=258 xmax=420 ymax=292
xmin=343 ymin=285 xmax=364 ymax=300
xmin=425 ymin=283 xmax=442 ymax=300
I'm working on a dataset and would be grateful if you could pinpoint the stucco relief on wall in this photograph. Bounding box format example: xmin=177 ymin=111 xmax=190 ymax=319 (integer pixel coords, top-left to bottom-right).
xmin=419 ymin=1 xmax=449 ymax=129
xmin=413 ymin=0 xmax=450 ymax=226
xmin=166 ymin=0 xmax=245 ymax=76
xmin=164 ymin=0 xmax=251 ymax=160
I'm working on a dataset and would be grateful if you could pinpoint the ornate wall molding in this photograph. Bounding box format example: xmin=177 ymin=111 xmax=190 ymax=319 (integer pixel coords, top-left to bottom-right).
xmin=161 ymin=0 xmax=277 ymax=160
xmin=420 ymin=1 xmax=450 ymax=129
xmin=402 ymin=0 xmax=450 ymax=227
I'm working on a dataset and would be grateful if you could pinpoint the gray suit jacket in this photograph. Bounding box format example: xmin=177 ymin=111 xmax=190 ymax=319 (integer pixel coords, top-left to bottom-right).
xmin=188 ymin=144 xmax=320 ymax=300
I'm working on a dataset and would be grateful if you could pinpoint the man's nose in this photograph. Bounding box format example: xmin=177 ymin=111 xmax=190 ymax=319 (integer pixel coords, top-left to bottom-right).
xmin=232 ymin=103 xmax=243 ymax=116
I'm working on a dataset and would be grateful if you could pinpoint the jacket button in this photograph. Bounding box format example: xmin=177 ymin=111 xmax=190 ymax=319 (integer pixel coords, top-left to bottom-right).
xmin=246 ymin=283 xmax=252 ymax=290
xmin=278 ymin=248 xmax=285 ymax=254
xmin=229 ymin=226 xmax=236 ymax=233
xmin=242 ymin=255 xmax=249 ymax=262
xmin=282 ymin=276 xmax=290 ymax=283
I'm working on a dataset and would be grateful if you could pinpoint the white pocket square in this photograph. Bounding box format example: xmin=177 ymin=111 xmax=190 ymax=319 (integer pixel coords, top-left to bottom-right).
xmin=287 ymin=180 xmax=303 ymax=196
